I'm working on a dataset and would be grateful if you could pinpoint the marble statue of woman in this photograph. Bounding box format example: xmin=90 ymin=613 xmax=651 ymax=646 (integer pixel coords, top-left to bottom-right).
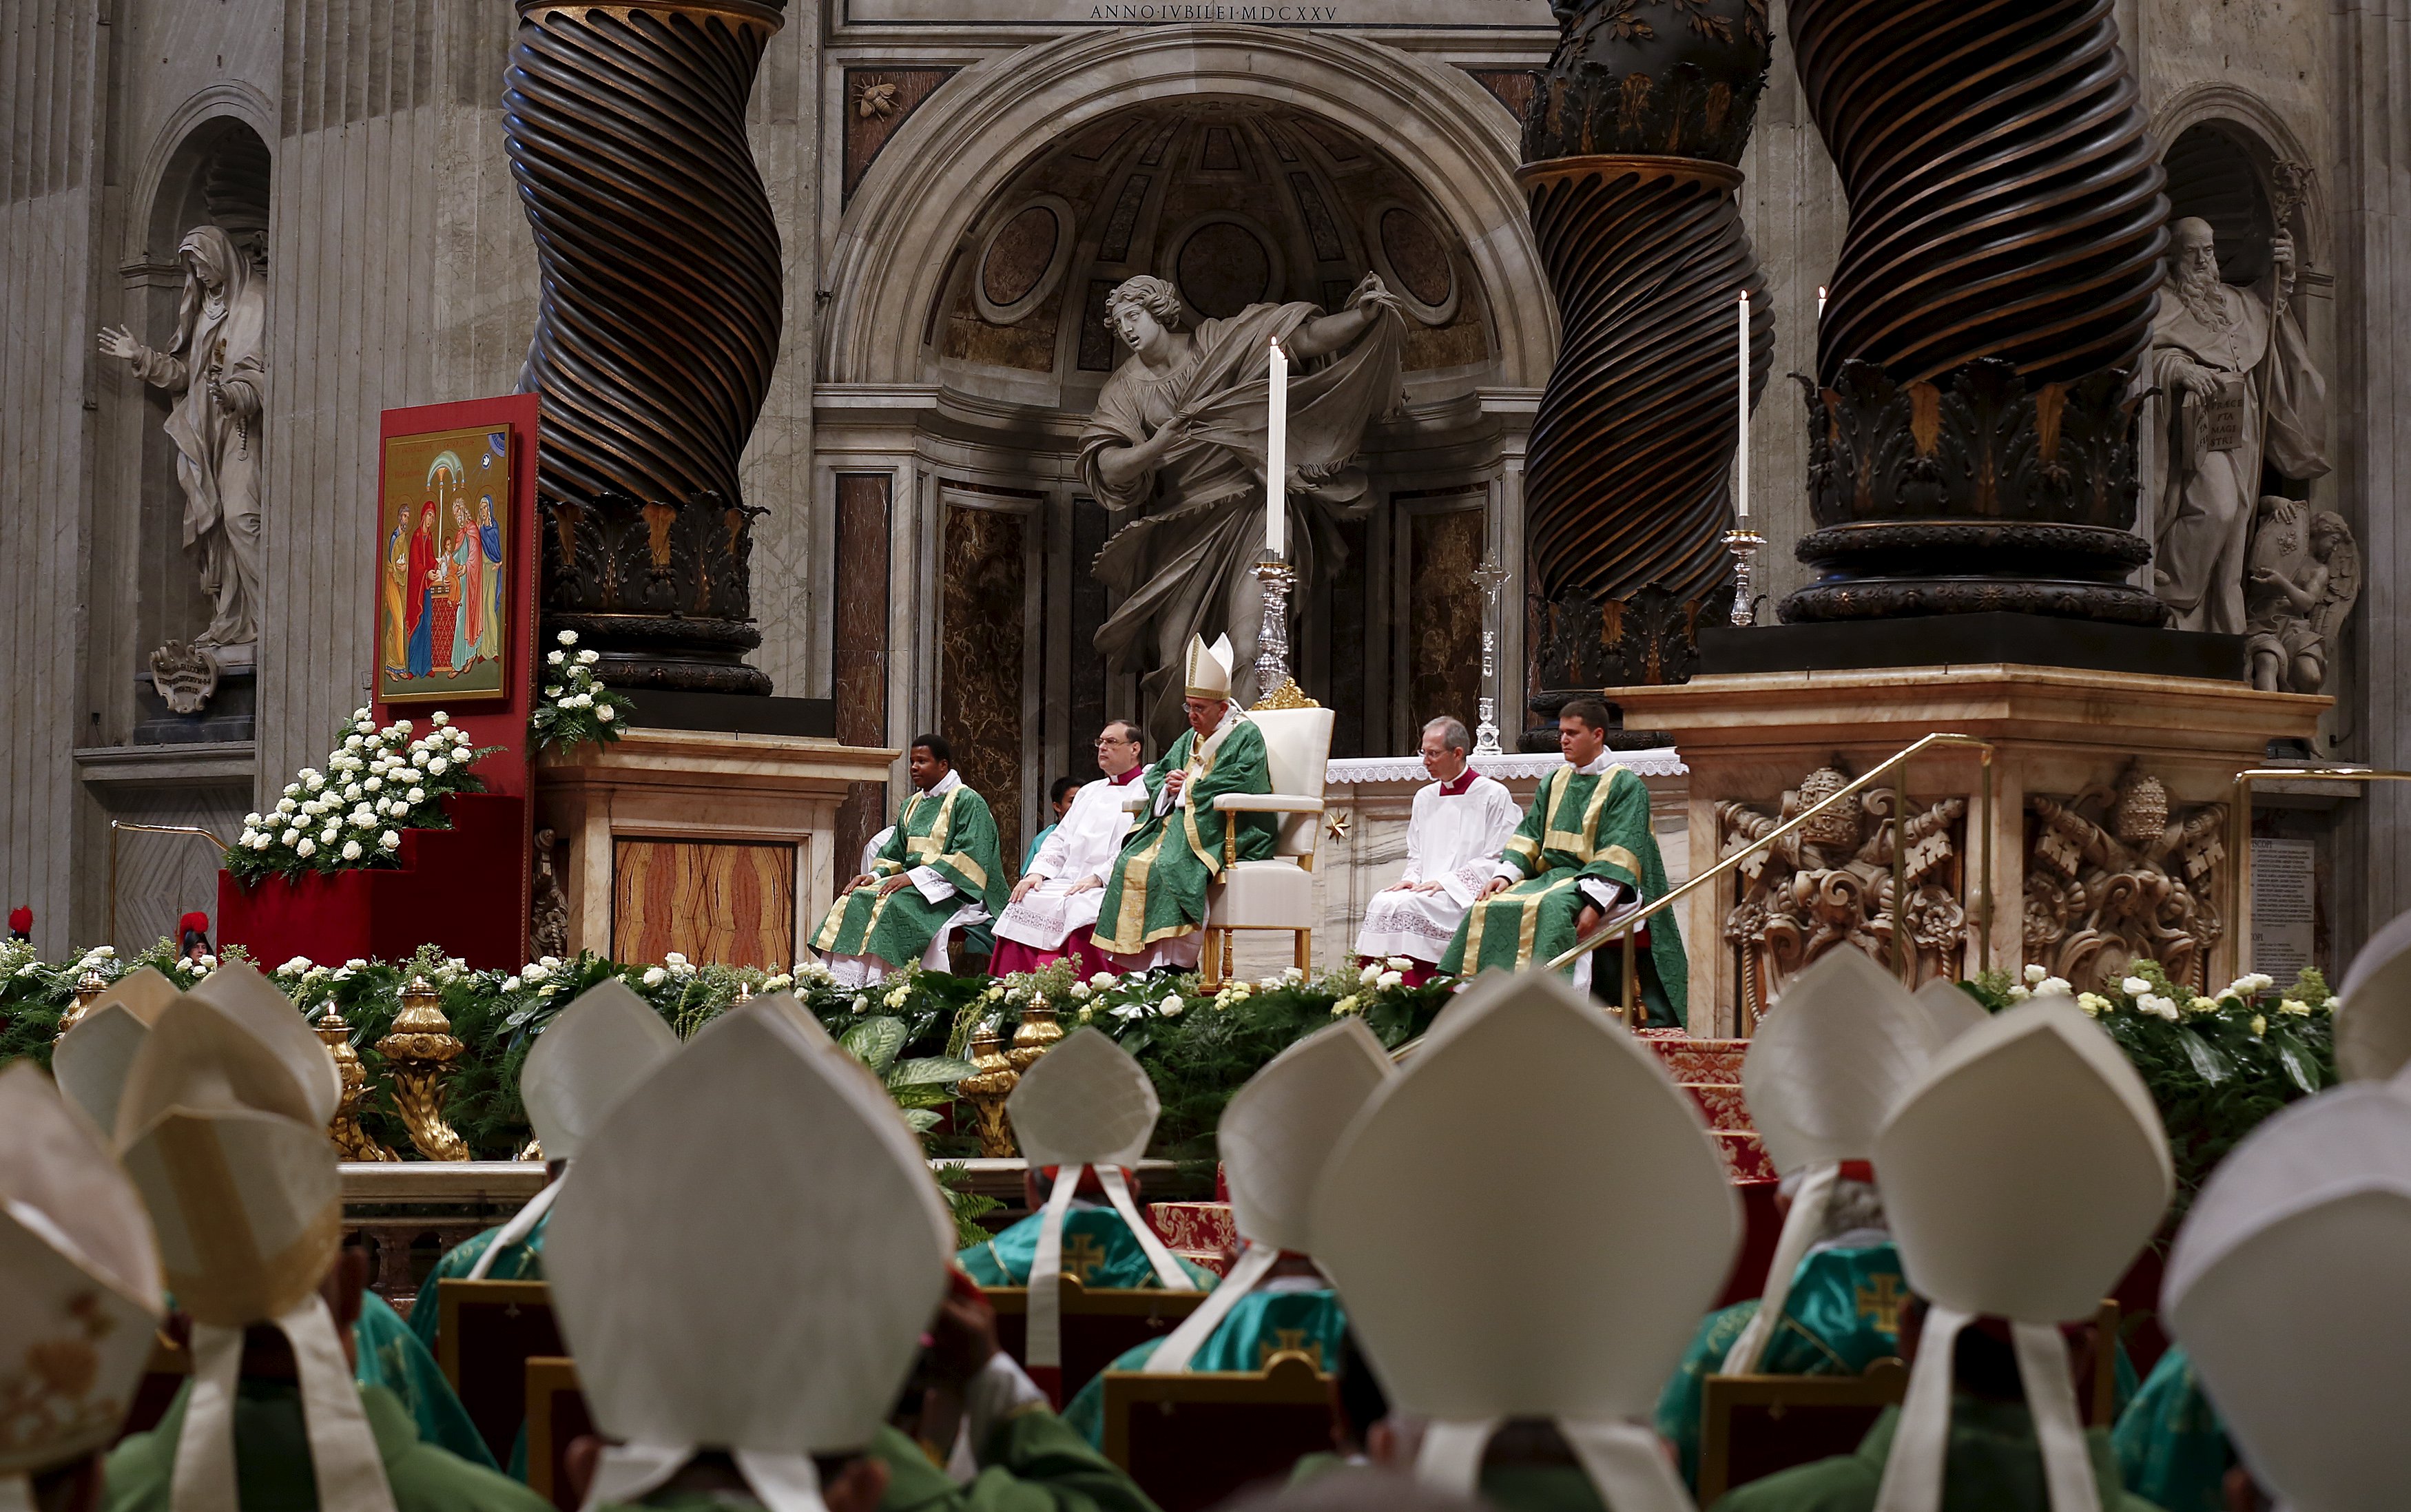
xmin=97 ymin=225 xmax=268 ymax=656
xmin=1082 ymin=273 xmax=1405 ymax=745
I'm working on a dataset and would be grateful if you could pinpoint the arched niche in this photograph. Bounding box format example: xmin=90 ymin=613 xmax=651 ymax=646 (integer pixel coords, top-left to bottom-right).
xmin=2151 ymin=85 xmax=2324 ymax=282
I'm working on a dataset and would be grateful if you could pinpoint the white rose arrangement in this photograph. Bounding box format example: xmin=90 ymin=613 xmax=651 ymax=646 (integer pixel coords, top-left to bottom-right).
xmin=528 ymin=630 xmax=636 ymax=754
xmin=225 ymin=708 xmax=497 ymax=882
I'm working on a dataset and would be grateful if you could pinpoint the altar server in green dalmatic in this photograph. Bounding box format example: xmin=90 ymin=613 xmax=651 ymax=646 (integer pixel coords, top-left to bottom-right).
xmin=2157 ymin=1075 xmax=2411 ymax=1512
xmin=1716 ymin=999 xmax=2173 ymax=1512
xmin=814 ymin=734 xmax=1008 ymax=986
xmin=408 ymin=980 xmax=680 ymax=1360
xmin=1440 ymin=697 xmax=1686 ymax=1026
xmin=545 ymin=998 xmax=1159 ymax=1512
xmin=1656 ymin=949 xmax=1949 ymax=1489
xmin=1065 ymin=1017 xmax=1391 ymax=1445
xmin=1092 ymin=635 xmax=1274 ymax=973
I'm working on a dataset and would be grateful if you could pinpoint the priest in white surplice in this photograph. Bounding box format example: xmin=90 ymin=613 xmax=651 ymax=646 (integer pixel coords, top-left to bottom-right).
xmin=991 ymin=719 xmax=1148 ymax=977
xmin=1353 ymin=716 xmax=1520 ymax=985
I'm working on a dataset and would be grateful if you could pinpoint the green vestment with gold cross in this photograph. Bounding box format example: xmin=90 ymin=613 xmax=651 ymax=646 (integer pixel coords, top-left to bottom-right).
xmin=814 ymin=778 xmax=1007 ymax=969
xmin=1438 ymin=760 xmax=1688 ymax=1027
xmin=1090 ymin=716 xmax=1274 ymax=956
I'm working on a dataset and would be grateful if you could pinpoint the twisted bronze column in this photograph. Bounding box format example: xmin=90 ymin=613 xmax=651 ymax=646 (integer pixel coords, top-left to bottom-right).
xmin=504 ymin=0 xmax=785 ymax=692
xmin=1781 ymin=0 xmax=2171 ymax=625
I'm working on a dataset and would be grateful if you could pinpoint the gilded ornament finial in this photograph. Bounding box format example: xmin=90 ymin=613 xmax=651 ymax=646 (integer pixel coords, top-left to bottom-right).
xmin=957 ymin=1025 xmax=1020 ymax=1158
xmin=318 ymin=1006 xmax=397 ymax=1162
xmin=1007 ymin=998 xmax=1064 ymax=1073
xmin=374 ymin=975 xmax=471 ymax=1161
xmin=56 ymin=970 xmax=110 ymax=1037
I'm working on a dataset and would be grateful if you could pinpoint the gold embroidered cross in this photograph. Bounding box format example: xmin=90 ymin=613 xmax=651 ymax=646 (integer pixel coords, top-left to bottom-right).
xmin=1062 ymin=1234 xmax=1108 ymax=1283
xmin=1259 ymin=1329 xmax=1323 ymax=1368
xmin=1856 ymin=1273 xmax=1905 ymax=1334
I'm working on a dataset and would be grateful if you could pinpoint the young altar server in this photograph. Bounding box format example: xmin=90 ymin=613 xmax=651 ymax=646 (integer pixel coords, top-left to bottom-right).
xmin=1655 ymin=949 xmax=1941 ymax=1489
xmin=408 ymin=979 xmax=680 ymax=1359
xmin=2155 ymin=1075 xmax=2411 ymax=1512
xmin=0 ymin=1062 xmax=167 ymax=1512
xmin=814 ymin=734 xmax=1008 ymax=986
xmin=1439 ymin=697 xmax=1687 ymax=1026
xmin=993 ymin=721 xmax=1148 ymax=976
xmin=958 ymin=1028 xmax=1210 ymax=1395
xmin=1091 ymin=635 xmax=1275 ymax=973
xmin=1314 ymin=969 xmax=1739 ymax=1512
xmin=1352 ymin=716 xmax=1520 ymax=982
xmin=103 ymin=991 xmax=548 ymax=1512
xmin=546 ymin=999 xmax=1157 ymax=1512
xmin=1063 ymin=1017 xmax=1391 ymax=1444
xmin=1717 ymin=998 xmax=2173 ymax=1512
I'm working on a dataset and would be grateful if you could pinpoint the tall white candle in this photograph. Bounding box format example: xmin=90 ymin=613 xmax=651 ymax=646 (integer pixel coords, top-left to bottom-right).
xmin=1817 ymin=284 xmax=1828 ymax=321
xmin=1266 ymin=338 xmax=1289 ymax=558
xmin=1736 ymin=291 xmax=1750 ymax=520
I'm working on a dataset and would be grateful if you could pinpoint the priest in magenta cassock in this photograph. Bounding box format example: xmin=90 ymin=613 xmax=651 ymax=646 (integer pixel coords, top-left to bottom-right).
xmin=991 ymin=719 xmax=1147 ymax=977
xmin=1352 ymin=714 xmax=1520 ymax=983
xmin=1440 ymin=695 xmax=1687 ymax=1026
xmin=811 ymin=734 xmax=1006 ymax=987
xmin=1089 ymin=635 xmax=1274 ymax=973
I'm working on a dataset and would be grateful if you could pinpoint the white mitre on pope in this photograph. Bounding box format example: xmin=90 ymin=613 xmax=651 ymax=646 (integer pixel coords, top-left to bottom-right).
xmin=1005 ymin=1028 xmax=1194 ymax=1385
xmin=1146 ymin=1017 xmax=1390 ymax=1374
xmin=2331 ymin=904 xmax=2411 ymax=1081
xmin=115 ymin=991 xmax=395 ymax=1512
xmin=1183 ymin=634 xmax=1236 ymax=702
xmin=2164 ymin=1080 xmax=2411 ymax=1512
xmin=52 ymin=966 xmax=180 ymax=1137
xmin=1870 ymin=998 xmax=2171 ymax=1512
xmin=466 ymin=978 xmax=681 ymax=1281
xmin=0 ymin=1062 xmax=165 ymax=1500
xmin=1312 ymin=970 xmax=1737 ymax=1512
xmin=545 ymin=1001 xmax=953 ymax=1512
xmin=1726 ymin=948 xmax=1943 ymax=1374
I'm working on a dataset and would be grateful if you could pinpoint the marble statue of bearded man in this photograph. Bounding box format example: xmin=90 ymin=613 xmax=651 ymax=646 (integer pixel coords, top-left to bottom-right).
xmin=2136 ymin=216 xmax=2328 ymax=634
xmin=1082 ymin=273 xmax=1405 ymax=746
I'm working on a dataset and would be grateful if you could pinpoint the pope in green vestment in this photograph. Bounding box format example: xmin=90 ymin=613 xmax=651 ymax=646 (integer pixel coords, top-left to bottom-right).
xmin=959 ymin=1207 xmax=1219 ymax=1291
xmin=1710 ymin=1401 xmax=2166 ymax=1512
xmin=1656 ymin=1243 xmax=1909 ymax=1490
xmin=103 ymin=1378 xmax=551 ymax=1512
xmin=814 ymin=758 xmax=1007 ymax=982
xmin=1440 ymin=750 xmax=1688 ymax=1027
xmin=1062 ymin=1285 xmax=1344 ymax=1447
xmin=1090 ymin=699 xmax=1273 ymax=966
xmin=2111 ymin=1347 xmax=2231 ymax=1512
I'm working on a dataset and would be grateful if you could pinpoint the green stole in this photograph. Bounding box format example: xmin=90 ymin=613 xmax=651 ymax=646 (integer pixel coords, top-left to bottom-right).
xmin=814 ymin=780 xmax=1006 ymax=966
xmin=1092 ymin=716 xmax=1274 ymax=955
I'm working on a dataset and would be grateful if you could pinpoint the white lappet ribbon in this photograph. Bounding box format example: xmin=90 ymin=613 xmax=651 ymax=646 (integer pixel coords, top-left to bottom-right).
xmin=581 ymin=1442 xmax=830 ymax=1512
xmin=1419 ymin=1416 xmax=1698 ymax=1512
xmin=1870 ymin=1306 xmax=2101 ymax=1512
xmin=465 ymin=1177 xmax=561 ymax=1282
xmin=175 ymin=1296 xmax=400 ymax=1512
xmin=1721 ymin=1161 xmax=1840 ymax=1376
xmin=1026 ymin=1163 xmax=1194 ymax=1380
xmin=1142 ymin=1239 xmax=1280 ymax=1375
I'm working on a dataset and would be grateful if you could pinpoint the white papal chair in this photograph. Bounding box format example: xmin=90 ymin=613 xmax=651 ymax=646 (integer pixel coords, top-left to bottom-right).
xmin=1199 ymin=705 xmax=1334 ymax=986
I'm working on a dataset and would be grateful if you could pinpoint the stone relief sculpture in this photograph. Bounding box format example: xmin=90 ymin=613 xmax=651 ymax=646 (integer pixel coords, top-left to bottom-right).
xmin=97 ymin=225 xmax=268 ymax=664
xmin=2025 ymin=770 xmax=2226 ymax=993
xmin=1080 ymin=272 xmax=1405 ymax=745
xmin=2243 ymin=496 xmax=2359 ymax=695
xmin=1717 ymin=765 xmax=1969 ymax=1016
xmin=2136 ymin=216 xmax=2330 ymax=634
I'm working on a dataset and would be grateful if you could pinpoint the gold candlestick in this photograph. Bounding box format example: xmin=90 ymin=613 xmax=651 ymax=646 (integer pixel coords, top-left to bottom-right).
xmin=957 ymin=1026 xmax=1020 ymax=1158
xmin=318 ymin=1006 xmax=397 ymax=1162
xmin=374 ymin=975 xmax=470 ymax=1161
xmin=1008 ymin=999 xmax=1064 ymax=1073
xmin=56 ymin=969 xmax=110 ymax=1037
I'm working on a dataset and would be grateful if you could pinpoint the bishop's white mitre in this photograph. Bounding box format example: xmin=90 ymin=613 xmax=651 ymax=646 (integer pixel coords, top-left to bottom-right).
xmin=2164 ymin=1080 xmax=2411 ymax=1512
xmin=2332 ymin=905 xmax=2411 ymax=1081
xmin=1312 ymin=970 xmax=1737 ymax=1512
xmin=1869 ymin=999 xmax=2171 ymax=1512
xmin=52 ymin=966 xmax=180 ymax=1137
xmin=544 ymin=1001 xmax=953 ymax=1512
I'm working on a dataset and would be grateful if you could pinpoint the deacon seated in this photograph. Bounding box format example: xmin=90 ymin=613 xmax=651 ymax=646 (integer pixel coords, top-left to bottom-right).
xmin=1064 ymin=1018 xmax=1391 ymax=1445
xmin=1352 ymin=716 xmax=1520 ymax=983
xmin=1440 ymin=697 xmax=1687 ymax=1026
xmin=1655 ymin=949 xmax=1940 ymax=1490
xmin=542 ymin=998 xmax=1158 ymax=1512
xmin=993 ymin=721 xmax=1148 ymax=977
xmin=1715 ymin=999 xmax=2173 ymax=1512
xmin=814 ymin=734 xmax=1007 ymax=986
xmin=105 ymin=982 xmax=550 ymax=1512
xmin=1091 ymin=635 xmax=1274 ymax=973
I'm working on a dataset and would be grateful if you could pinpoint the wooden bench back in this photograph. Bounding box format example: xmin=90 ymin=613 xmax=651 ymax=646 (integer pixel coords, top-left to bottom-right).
xmin=437 ymin=1278 xmax=564 ymax=1464
xmin=1101 ymin=1354 xmax=1333 ymax=1512
xmin=984 ymin=1279 xmax=1210 ymax=1402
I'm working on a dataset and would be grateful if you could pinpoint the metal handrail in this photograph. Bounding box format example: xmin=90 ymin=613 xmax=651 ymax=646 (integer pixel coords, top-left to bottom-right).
xmin=107 ymin=821 xmax=227 ymax=948
xmin=1542 ymin=732 xmax=1999 ymax=1031
xmin=2223 ymin=765 xmax=2411 ymax=981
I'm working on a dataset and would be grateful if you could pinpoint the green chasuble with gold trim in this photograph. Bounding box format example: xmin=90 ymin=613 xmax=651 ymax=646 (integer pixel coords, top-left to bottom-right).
xmin=1062 ymin=1288 xmax=1345 ymax=1447
xmin=1090 ymin=716 xmax=1274 ymax=955
xmin=814 ymin=778 xmax=1007 ymax=969
xmin=1439 ymin=760 xmax=1687 ymax=1026
xmin=1655 ymin=1243 xmax=1908 ymax=1491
